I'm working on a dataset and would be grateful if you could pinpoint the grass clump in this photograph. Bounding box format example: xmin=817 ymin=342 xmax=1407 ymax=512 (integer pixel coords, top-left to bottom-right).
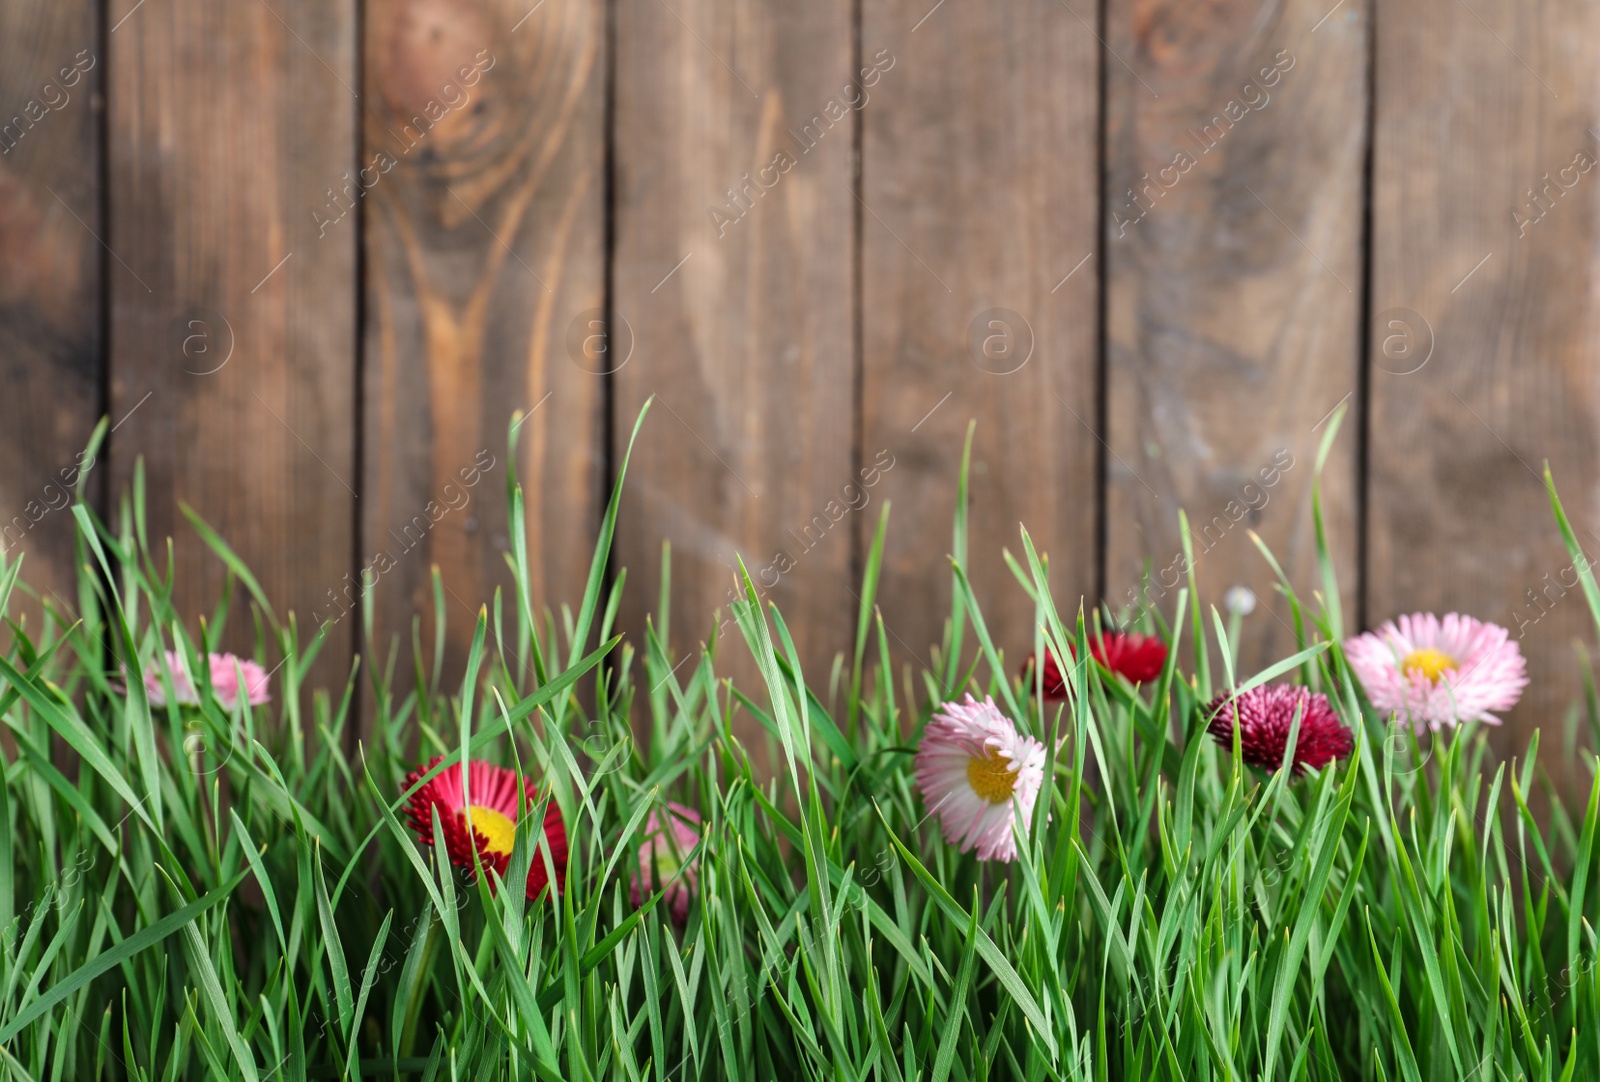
xmin=1 ymin=405 xmax=1598 ymax=1080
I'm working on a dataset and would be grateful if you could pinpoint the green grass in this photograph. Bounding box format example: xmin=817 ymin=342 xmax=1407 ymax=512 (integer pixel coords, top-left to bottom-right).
xmin=1 ymin=403 xmax=1598 ymax=1080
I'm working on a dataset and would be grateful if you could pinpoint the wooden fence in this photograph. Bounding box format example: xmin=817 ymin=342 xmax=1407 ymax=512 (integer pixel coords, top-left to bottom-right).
xmin=4 ymin=0 xmax=1598 ymax=781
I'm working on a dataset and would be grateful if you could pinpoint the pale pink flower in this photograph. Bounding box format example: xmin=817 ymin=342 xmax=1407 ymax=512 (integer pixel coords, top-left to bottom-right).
xmin=913 ymin=695 xmax=1045 ymax=863
xmin=1344 ymin=612 xmax=1526 ymax=731
xmin=145 ymin=650 xmax=271 ymax=709
xmin=630 ymin=802 xmax=701 ymax=925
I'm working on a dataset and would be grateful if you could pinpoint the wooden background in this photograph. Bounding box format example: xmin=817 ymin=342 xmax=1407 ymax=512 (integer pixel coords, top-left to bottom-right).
xmin=4 ymin=0 xmax=1599 ymax=784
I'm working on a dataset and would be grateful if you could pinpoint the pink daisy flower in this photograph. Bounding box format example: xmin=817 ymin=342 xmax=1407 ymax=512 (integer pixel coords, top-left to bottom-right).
xmin=144 ymin=650 xmax=271 ymax=709
xmin=913 ymin=695 xmax=1045 ymax=863
xmin=630 ymin=802 xmax=702 ymax=925
xmin=1343 ymin=612 xmax=1527 ymax=730
xmin=1205 ymin=684 xmax=1353 ymax=776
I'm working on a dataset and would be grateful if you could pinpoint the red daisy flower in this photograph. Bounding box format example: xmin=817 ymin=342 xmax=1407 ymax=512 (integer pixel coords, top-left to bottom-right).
xmin=1089 ymin=631 xmax=1168 ymax=684
xmin=1204 ymin=684 xmax=1354 ymax=776
xmin=1022 ymin=631 xmax=1169 ymax=699
xmin=1021 ymin=648 xmax=1072 ymax=700
xmin=402 ymin=756 xmax=568 ymax=901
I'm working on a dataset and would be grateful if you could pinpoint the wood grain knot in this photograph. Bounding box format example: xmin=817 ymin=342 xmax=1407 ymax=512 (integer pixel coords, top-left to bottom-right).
xmin=373 ymin=0 xmax=496 ymax=154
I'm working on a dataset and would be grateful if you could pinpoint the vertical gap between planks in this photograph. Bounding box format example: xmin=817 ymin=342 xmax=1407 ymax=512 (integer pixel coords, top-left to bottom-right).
xmin=850 ymin=0 xmax=865 ymax=652
xmin=94 ymin=0 xmax=113 ymax=677
xmin=350 ymin=0 xmax=368 ymax=746
xmin=1092 ymin=0 xmax=1111 ymax=620
xmin=95 ymin=0 xmax=112 ymax=518
xmin=601 ymin=0 xmax=620 ymax=656
xmin=1354 ymin=0 xmax=1377 ymax=634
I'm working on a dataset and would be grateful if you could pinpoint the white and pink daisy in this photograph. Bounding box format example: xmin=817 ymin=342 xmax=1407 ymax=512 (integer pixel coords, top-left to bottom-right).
xmin=143 ymin=650 xmax=272 ymax=709
xmin=1344 ymin=612 xmax=1527 ymax=731
xmin=913 ymin=695 xmax=1045 ymax=863
xmin=630 ymin=802 xmax=702 ymax=925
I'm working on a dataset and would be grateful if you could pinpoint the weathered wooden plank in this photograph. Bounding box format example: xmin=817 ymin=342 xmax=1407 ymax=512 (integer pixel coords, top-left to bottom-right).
xmin=108 ymin=0 xmax=358 ymax=689
xmin=361 ymin=0 xmax=605 ymax=688
xmin=1104 ymin=1 xmax=1366 ymax=671
xmin=860 ymin=2 xmax=1100 ymax=682
xmin=612 ymin=0 xmax=857 ymax=694
xmin=1368 ymin=0 xmax=1600 ymax=788
xmin=0 ymin=1 xmax=102 ymax=633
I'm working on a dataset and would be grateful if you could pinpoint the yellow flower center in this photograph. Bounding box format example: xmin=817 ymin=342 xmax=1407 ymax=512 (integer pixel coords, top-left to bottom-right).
xmin=462 ymin=805 xmax=517 ymax=857
xmin=1402 ymin=647 xmax=1457 ymax=684
xmin=965 ymin=748 xmax=1020 ymax=804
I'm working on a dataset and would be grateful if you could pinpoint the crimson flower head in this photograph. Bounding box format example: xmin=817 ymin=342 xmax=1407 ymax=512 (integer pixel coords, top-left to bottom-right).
xmin=1022 ymin=631 xmax=1169 ymax=699
xmin=1205 ymin=684 xmax=1354 ymax=776
xmin=403 ymin=756 xmax=568 ymax=901
xmin=1021 ymin=649 xmax=1072 ymax=699
xmin=1087 ymin=631 xmax=1168 ymax=684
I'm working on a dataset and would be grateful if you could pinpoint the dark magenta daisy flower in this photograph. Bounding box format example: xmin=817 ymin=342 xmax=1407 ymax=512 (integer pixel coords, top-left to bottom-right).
xmin=1204 ymin=684 xmax=1354 ymax=776
xmin=403 ymin=756 xmax=568 ymax=901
